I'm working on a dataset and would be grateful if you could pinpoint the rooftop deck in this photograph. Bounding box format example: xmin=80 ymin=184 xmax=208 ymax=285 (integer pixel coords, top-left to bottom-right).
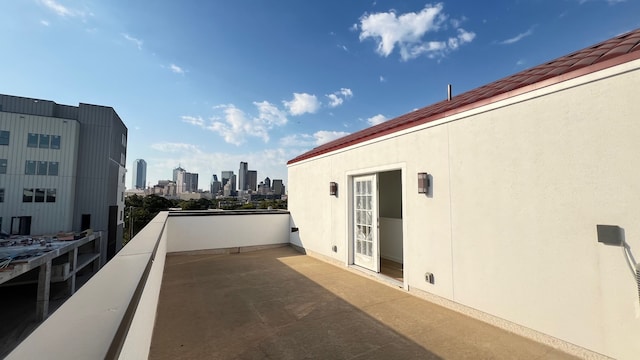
xmin=6 ymin=211 xmax=585 ymax=359
xmin=150 ymin=246 xmax=577 ymax=359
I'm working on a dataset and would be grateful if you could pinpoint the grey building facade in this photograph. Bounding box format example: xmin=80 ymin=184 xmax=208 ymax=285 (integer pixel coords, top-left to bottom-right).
xmin=0 ymin=94 xmax=127 ymax=262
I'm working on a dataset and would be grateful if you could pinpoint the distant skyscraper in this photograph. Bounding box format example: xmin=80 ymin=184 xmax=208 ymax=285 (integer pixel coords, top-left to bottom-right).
xmin=247 ymin=170 xmax=257 ymax=191
xmin=264 ymin=177 xmax=271 ymax=190
xmin=210 ymin=174 xmax=221 ymax=194
xmin=221 ymin=171 xmax=233 ymax=187
xmin=272 ymin=179 xmax=284 ymax=196
xmin=133 ymin=159 xmax=147 ymax=189
xmin=221 ymin=171 xmax=236 ymax=196
xmin=173 ymin=166 xmax=198 ymax=193
xmin=238 ymin=161 xmax=248 ymax=191
xmin=173 ymin=166 xmax=185 ymax=183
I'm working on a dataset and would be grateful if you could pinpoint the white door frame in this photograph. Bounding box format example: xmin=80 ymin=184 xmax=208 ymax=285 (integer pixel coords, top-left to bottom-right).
xmin=345 ymin=163 xmax=407 ymax=288
xmin=352 ymin=174 xmax=379 ymax=272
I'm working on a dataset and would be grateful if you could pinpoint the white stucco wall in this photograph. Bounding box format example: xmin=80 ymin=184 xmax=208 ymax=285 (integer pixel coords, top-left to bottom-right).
xmin=288 ymin=59 xmax=640 ymax=359
xmin=166 ymin=211 xmax=291 ymax=253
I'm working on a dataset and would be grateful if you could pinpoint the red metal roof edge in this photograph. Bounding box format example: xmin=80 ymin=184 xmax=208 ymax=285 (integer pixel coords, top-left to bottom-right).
xmin=288 ymin=29 xmax=640 ymax=165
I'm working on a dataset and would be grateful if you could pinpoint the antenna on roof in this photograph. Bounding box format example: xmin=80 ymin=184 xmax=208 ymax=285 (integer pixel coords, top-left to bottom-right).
xmin=447 ymin=84 xmax=452 ymax=101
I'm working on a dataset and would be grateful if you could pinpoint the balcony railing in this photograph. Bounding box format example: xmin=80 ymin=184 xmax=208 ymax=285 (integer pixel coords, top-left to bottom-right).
xmin=6 ymin=209 xmax=291 ymax=359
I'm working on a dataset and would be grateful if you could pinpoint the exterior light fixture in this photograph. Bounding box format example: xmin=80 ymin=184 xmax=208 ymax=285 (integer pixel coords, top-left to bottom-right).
xmin=330 ymin=182 xmax=338 ymax=196
xmin=418 ymin=173 xmax=430 ymax=194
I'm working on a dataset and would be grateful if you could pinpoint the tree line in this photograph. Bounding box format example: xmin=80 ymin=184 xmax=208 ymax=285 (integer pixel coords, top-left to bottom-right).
xmin=123 ymin=194 xmax=287 ymax=244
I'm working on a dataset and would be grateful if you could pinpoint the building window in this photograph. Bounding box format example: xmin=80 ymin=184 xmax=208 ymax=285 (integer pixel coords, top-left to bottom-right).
xmin=49 ymin=162 xmax=59 ymax=176
xmin=27 ymin=133 xmax=38 ymax=148
xmin=0 ymin=130 xmax=9 ymax=146
xmin=50 ymin=135 xmax=61 ymax=149
xmin=121 ymin=192 xmax=124 ymax=202
xmin=46 ymin=189 xmax=56 ymax=203
xmin=37 ymin=161 xmax=48 ymax=175
xmin=120 ymin=210 xmax=123 ymax=221
xmin=39 ymin=134 xmax=50 ymax=148
xmin=25 ymin=161 xmax=36 ymax=175
xmin=23 ymin=188 xmax=34 ymax=202
xmin=22 ymin=188 xmax=56 ymax=203
xmin=0 ymin=159 xmax=6 ymax=174
xmin=122 ymin=134 xmax=127 ymax=147
xmin=35 ymin=188 xmax=45 ymax=203
xmin=0 ymin=189 xmax=4 ymax=203
xmin=120 ymin=153 xmax=125 ymax=166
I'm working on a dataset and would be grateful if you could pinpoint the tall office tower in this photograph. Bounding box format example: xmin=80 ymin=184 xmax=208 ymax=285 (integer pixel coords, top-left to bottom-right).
xmin=230 ymin=175 xmax=237 ymax=196
xmin=221 ymin=171 xmax=233 ymax=188
xmin=238 ymin=161 xmax=248 ymax=191
xmin=272 ymin=179 xmax=284 ymax=196
xmin=0 ymin=94 xmax=127 ymax=261
xmin=175 ymin=167 xmax=187 ymax=193
xmin=210 ymin=174 xmax=221 ymax=195
xmin=172 ymin=166 xmax=185 ymax=183
xmin=264 ymin=177 xmax=271 ymax=190
xmin=132 ymin=159 xmax=147 ymax=189
xmin=187 ymin=172 xmax=199 ymax=192
xmin=247 ymin=170 xmax=257 ymax=191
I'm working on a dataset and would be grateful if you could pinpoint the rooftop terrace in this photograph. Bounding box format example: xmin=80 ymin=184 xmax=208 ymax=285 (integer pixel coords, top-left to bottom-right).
xmin=6 ymin=210 xmax=581 ymax=359
xmin=151 ymin=246 xmax=577 ymax=359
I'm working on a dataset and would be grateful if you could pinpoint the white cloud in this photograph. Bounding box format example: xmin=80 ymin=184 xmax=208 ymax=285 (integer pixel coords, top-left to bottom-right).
xmin=280 ymin=130 xmax=350 ymax=147
xmin=499 ymin=28 xmax=534 ymax=45
xmin=39 ymin=0 xmax=89 ymax=19
xmin=39 ymin=0 xmax=73 ymax=16
xmin=379 ymin=75 xmax=386 ymax=82
xmin=367 ymin=114 xmax=387 ymax=126
xmin=181 ymin=115 xmax=204 ymax=126
xmin=122 ymin=33 xmax=143 ymax=50
xmin=283 ymin=93 xmax=321 ymax=116
xmin=151 ymin=142 xmax=201 ymax=153
xmin=40 ymin=20 xmax=50 ymax=26
xmin=254 ymin=101 xmax=288 ymax=127
xmin=183 ymin=101 xmax=288 ymax=146
xmin=356 ymin=3 xmax=475 ymax=60
xmin=170 ymin=64 xmax=185 ymax=74
xmin=326 ymin=88 xmax=354 ymax=108
xmin=280 ymin=133 xmax=315 ymax=147
xmin=314 ymin=130 xmax=350 ymax=145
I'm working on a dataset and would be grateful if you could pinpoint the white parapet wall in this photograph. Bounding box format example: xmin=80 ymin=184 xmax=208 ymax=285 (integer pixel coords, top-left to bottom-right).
xmin=6 ymin=209 xmax=292 ymax=359
xmin=166 ymin=210 xmax=291 ymax=253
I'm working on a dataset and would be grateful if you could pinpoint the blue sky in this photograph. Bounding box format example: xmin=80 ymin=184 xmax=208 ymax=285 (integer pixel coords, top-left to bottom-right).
xmin=1 ymin=1 xmax=638 ymax=190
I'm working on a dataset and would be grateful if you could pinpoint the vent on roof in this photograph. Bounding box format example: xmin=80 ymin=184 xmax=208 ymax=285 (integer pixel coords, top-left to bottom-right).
xmin=447 ymin=84 xmax=452 ymax=101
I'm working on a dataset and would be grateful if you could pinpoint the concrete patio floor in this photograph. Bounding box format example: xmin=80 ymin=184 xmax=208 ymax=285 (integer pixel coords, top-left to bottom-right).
xmin=150 ymin=246 xmax=579 ymax=360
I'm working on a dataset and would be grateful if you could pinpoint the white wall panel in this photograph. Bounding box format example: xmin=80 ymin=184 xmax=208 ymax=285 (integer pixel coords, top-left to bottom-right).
xmin=288 ymin=60 xmax=640 ymax=359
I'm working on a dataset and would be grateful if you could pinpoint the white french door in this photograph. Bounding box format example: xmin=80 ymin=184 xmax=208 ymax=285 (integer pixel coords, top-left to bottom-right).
xmin=352 ymin=174 xmax=379 ymax=272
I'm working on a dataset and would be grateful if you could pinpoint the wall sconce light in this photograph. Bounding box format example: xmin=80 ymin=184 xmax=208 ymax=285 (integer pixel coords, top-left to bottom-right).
xmin=418 ymin=173 xmax=430 ymax=194
xmin=330 ymin=182 xmax=338 ymax=196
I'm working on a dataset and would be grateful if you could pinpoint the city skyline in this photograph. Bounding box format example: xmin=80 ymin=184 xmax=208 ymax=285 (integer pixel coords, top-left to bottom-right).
xmin=1 ymin=1 xmax=638 ymax=188
xmin=140 ymin=161 xmax=282 ymax=193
